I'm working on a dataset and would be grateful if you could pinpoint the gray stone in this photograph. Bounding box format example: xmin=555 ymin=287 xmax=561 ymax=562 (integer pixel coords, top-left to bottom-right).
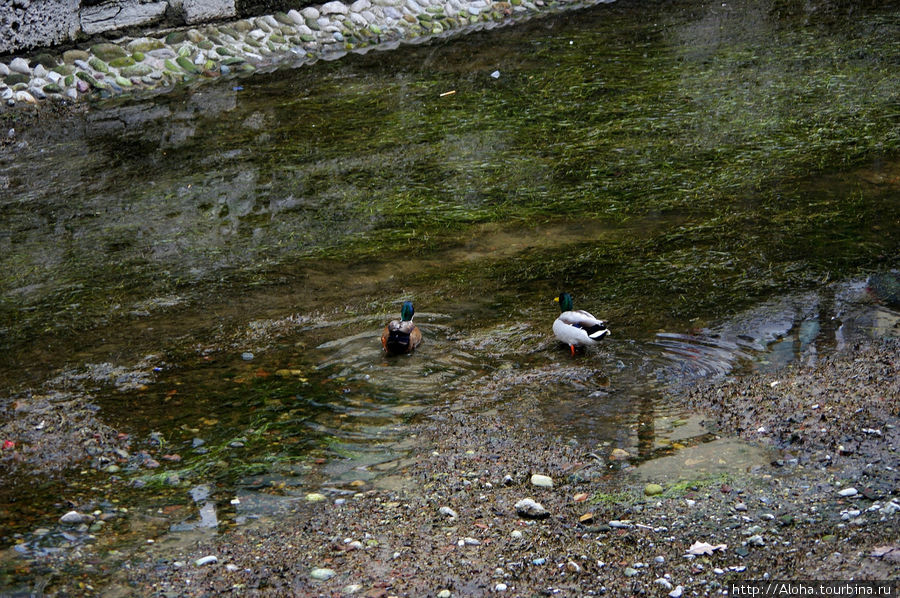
xmin=310 ymin=567 xmax=336 ymax=580
xmin=514 ymin=498 xmax=549 ymax=519
xmin=9 ymin=58 xmax=31 ymax=75
xmin=81 ymin=2 xmax=168 ymax=36
xmin=301 ymin=6 xmax=321 ymax=19
xmin=0 ymin=63 xmax=8 ymax=77
xmin=60 ymin=510 xmax=86 ymax=524
xmin=350 ymin=0 xmax=372 ymax=10
xmin=183 ymin=0 xmax=237 ymax=25
xmin=321 ymin=1 xmax=349 ymax=15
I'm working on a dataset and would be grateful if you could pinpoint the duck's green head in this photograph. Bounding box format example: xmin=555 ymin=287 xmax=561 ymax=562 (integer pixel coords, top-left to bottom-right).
xmin=400 ymin=301 xmax=415 ymax=321
xmin=555 ymin=292 xmax=574 ymax=312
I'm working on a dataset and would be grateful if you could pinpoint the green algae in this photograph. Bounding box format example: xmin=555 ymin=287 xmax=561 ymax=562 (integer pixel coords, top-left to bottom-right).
xmin=0 ymin=0 xmax=897 ymax=357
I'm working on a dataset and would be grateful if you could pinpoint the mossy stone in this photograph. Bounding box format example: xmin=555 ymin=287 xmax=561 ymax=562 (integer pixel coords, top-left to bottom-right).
xmin=644 ymin=483 xmax=664 ymax=496
xmin=299 ymin=33 xmax=316 ymax=42
xmin=270 ymin=34 xmax=285 ymax=44
xmin=221 ymin=57 xmax=245 ymax=65
xmin=164 ymin=59 xmax=182 ymax=72
xmin=245 ymin=37 xmax=261 ymax=48
xmin=232 ymin=20 xmax=252 ymax=32
xmin=216 ymin=47 xmax=234 ymax=56
xmin=62 ymin=49 xmax=90 ymax=64
xmin=220 ymin=26 xmax=240 ymax=38
xmin=52 ymin=64 xmax=75 ymax=76
xmin=109 ymin=57 xmax=135 ymax=68
xmin=274 ymin=11 xmax=293 ymax=24
xmin=165 ymin=31 xmax=187 ymax=44
xmin=114 ymin=75 xmax=133 ymax=88
xmin=91 ymin=43 xmax=127 ymax=61
xmin=176 ymin=56 xmax=199 ymax=74
xmin=88 ymin=57 xmax=109 ymax=73
xmin=119 ymin=63 xmax=154 ymax=78
xmin=5 ymin=73 xmax=30 ymax=86
xmin=42 ymin=83 xmax=63 ymax=94
xmin=64 ymin=74 xmax=74 ymax=86
xmin=198 ymin=40 xmax=214 ymax=50
xmin=127 ymin=38 xmax=164 ymax=53
xmin=32 ymin=53 xmax=59 ymax=68
xmin=131 ymin=52 xmax=145 ymax=62
xmin=76 ymin=71 xmax=107 ymax=89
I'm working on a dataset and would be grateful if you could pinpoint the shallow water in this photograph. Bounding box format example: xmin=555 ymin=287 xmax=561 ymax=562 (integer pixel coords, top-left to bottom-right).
xmin=0 ymin=0 xmax=898 ymax=591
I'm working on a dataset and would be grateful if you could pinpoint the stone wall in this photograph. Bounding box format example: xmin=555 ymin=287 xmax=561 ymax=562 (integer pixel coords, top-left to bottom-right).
xmin=0 ymin=0 xmax=243 ymax=54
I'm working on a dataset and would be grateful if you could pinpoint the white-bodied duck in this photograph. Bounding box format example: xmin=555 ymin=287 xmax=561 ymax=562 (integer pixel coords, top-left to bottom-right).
xmin=553 ymin=292 xmax=610 ymax=355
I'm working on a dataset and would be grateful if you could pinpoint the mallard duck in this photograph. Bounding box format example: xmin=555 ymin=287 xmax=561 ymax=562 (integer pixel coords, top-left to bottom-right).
xmin=553 ymin=292 xmax=610 ymax=355
xmin=382 ymin=301 xmax=423 ymax=355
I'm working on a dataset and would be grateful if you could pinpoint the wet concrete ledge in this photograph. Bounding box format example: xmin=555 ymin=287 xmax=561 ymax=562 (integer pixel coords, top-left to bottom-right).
xmin=0 ymin=0 xmax=616 ymax=112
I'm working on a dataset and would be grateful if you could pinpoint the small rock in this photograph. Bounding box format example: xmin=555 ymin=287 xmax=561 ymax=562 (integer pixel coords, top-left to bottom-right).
xmin=226 ymin=564 xmax=239 ymax=572
xmin=735 ymin=502 xmax=748 ymax=511
xmin=669 ymin=586 xmax=684 ymax=598
xmin=9 ymin=57 xmax=31 ymax=75
xmin=624 ymin=567 xmax=639 ymax=577
xmin=59 ymin=511 xmax=86 ymax=524
xmin=439 ymin=506 xmax=458 ymax=519
xmin=344 ymin=585 xmax=363 ymax=595
xmin=655 ymin=578 xmax=673 ymax=590
xmin=306 ymin=492 xmax=328 ymax=502
xmin=310 ymin=567 xmax=336 ymax=580
xmin=838 ymin=487 xmax=858 ymax=497
xmin=194 ymin=555 xmax=218 ymax=566
xmin=437 ymin=591 xmax=451 ymax=598
xmin=532 ymin=557 xmax=546 ymax=565
xmin=494 ymin=583 xmax=508 ymax=592
xmin=514 ymin=498 xmax=549 ymax=519
xmin=510 ymin=530 xmax=523 ymax=539
xmin=501 ymin=474 xmax=514 ymax=486
xmin=644 ymin=483 xmax=664 ymax=496
xmin=747 ymin=534 xmax=765 ymax=546
xmin=530 ymin=474 xmax=553 ymax=488
xmin=610 ymin=448 xmax=630 ymax=460
xmin=241 ymin=352 xmax=254 ymax=360
xmin=609 ymin=520 xmax=633 ymax=529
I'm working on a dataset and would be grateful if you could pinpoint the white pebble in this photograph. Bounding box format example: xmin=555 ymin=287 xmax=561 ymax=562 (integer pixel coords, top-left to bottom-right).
xmin=494 ymin=583 xmax=508 ymax=592
xmin=195 ymin=555 xmax=218 ymax=566
xmin=838 ymin=487 xmax=858 ymax=497
xmin=530 ymin=474 xmax=553 ymax=488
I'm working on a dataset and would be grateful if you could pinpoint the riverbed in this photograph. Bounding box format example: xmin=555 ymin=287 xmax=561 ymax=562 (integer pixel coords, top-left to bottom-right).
xmin=0 ymin=0 xmax=898 ymax=594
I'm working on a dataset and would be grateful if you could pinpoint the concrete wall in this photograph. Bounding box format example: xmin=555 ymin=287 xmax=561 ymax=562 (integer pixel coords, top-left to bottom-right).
xmin=1 ymin=0 xmax=242 ymax=54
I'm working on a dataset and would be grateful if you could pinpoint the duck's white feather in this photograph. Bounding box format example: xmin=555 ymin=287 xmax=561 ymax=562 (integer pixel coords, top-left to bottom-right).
xmin=553 ymin=309 xmax=610 ymax=347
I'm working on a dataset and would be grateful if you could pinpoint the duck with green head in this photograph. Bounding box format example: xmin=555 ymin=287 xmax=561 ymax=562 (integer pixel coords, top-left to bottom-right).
xmin=553 ymin=292 xmax=610 ymax=355
xmin=382 ymin=301 xmax=423 ymax=355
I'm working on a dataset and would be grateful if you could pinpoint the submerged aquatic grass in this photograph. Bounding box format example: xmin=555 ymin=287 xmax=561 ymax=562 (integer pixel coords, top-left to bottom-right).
xmin=0 ymin=0 xmax=897 ymax=356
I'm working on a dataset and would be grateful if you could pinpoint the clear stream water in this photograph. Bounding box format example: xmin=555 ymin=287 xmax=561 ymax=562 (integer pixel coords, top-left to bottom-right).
xmin=0 ymin=0 xmax=897 ymax=591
